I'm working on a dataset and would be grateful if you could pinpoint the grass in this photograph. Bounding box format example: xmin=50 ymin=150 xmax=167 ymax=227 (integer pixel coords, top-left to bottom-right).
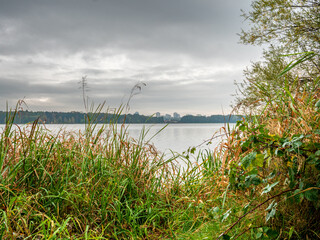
xmin=1 ymin=73 xmax=320 ymax=239
xmin=213 ymin=75 xmax=320 ymax=239
xmin=0 ymin=104 xmax=233 ymax=239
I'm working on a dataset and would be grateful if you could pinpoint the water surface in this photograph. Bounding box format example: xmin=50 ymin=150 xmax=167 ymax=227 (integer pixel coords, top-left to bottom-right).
xmin=0 ymin=123 xmax=234 ymax=155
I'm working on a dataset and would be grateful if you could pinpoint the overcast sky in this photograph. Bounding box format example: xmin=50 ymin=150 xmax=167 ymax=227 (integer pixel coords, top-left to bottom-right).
xmin=0 ymin=0 xmax=262 ymax=115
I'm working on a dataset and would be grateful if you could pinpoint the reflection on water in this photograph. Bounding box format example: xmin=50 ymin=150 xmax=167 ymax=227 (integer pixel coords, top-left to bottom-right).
xmin=0 ymin=123 xmax=235 ymax=154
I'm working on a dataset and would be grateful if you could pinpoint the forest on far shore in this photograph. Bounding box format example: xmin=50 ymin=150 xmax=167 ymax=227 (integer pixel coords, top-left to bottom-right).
xmin=0 ymin=111 xmax=242 ymax=124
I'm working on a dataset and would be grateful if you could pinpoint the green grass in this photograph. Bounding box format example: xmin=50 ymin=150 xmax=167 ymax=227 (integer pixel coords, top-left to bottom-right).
xmin=0 ymin=105 xmax=233 ymax=239
xmin=1 ymin=71 xmax=320 ymax=239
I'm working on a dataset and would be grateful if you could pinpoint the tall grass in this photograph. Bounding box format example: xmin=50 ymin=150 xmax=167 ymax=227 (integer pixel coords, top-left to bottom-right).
xmin=0 ymin=102 xmax=230 ymax=239
xmin=1 ymin=64 xmax=319 ymax=239
xmin=208 ymin=74 xmax=320 ymax=239
xmin=175 ymin=58 xmax=320 ymax=239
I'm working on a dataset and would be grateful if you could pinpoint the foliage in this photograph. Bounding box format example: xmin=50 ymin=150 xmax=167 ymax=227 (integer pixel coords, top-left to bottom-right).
xmin=1 ymin=1 xmax=319 ymax=239
xmin=235 ymin=0 xmax=320 ymax=112
xmin=0 ymin=102 xmax=237 ymax=239
xmin=0 ymin=105 xmax=169 ymax=238
xmin=1 ymin=76 xmax=319 ymax=239
xmin=240 ymin=0 xmax=320 ymax=55
xmin=216 ymin=64 xmax=320 ymax=238
xmin=234 ymin=48 xmax=296 ymax=112
xmin=223 ymin=1 xmax=320 ymax=237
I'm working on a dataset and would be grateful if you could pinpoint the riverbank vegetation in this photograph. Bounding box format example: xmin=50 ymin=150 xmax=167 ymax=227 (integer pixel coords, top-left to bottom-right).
xmin=1 ymin=0 xmax=319 ymax=239
xmin=0 ymin=83 xmax=319 ymax=239
xmin=0 ymin=103 xmax=247 ymax=239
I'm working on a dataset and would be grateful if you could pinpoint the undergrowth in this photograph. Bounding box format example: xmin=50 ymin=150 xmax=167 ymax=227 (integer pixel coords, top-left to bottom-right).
xmin=202 ymin=57 xmax=320 ymax=239
xmin=0 ymin=58 xmax=319 ymax=239
xmin=0 ymin=104 xmax=230 ymax=239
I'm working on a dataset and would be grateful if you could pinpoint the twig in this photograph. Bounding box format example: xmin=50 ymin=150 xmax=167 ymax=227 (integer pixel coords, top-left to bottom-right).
xmin=194 ymin=133 xmax=228 ymax=149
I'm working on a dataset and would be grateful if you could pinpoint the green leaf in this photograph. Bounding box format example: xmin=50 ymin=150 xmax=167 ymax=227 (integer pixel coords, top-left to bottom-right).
xmin=267 ymin=170 xmax=276 ymax=179
xmin=241 ymin=152 xmax=257 ymax=169
xmin=209 ymin=206 xmax=220 ymax=219
xmin=222 ymin=235 xmax=231 ymax=240
xmin=266 ymin=207 xmax=277 ymax=222
xmin=190 ymin=147 xmax=196 ymax=154
xmin=243 ymin=202 xmax=251 ymax=214
xmin=245 ymin=174 xmax=262 ymax=187
xmin=288 ymin=167 xmax=297 ymax=188
xmin=288 ymin=226 xmax=294 ymax=239
xmin=256 ymin=231 xmax=263 ymax=239
xmin=308 ymin=152 xmax=320 ymax=170
xmin=293 ymin=189 xmax=303 ymax=203
xmin=275 ymin=149 xmax=284 ymax=157
xmin=262 ymin=181 xmax=279 ymax=195
xmin=304 ymin=189 xmax=318 ymax=202
xmin=211 ymin=206 xmax=220 ymax=213
xmin=278 ymin=51 xmax=315 ymax=77
xmin=256 ymin=153 xmax=264 ymax=167
xmin=299 ymin=182 xmax=304 ymax=190
xmin=266 ymin=200 xmax=277 ymax=211
xmin=239 ymin=124 xmax=246 ymax=131
xmin=241 ymin=140 xmax=251 ymax=150
xmin=266 ymin=229 xmax=279 ymax=238
xmin=221 ymin=208 xmax=232 ymax=222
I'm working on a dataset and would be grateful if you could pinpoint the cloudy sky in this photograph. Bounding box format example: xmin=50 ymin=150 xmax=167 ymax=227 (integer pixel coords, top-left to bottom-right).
xmin=0 ymin=0 xmax=262 ymax=116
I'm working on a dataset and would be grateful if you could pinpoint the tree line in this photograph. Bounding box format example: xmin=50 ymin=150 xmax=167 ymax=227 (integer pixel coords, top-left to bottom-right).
xmin=0 ymin=111 xmax=242 ymax=124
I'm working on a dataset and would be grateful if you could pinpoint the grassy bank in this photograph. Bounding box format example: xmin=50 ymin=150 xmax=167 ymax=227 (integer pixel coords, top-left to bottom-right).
xmin=1 ymin=76 xmax=320 ymax=239
xmin=0 ymin=106 xmax=229 ymax=239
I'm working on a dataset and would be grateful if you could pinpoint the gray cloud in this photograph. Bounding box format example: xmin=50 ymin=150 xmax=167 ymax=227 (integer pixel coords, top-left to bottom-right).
xmin=0 ymin=0 xmax=262 ymax=115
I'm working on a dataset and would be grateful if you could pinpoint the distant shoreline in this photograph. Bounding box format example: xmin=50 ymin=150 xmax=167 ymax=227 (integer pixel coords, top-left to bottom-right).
xmin=0 ymin=111 xmax=242 ymax=124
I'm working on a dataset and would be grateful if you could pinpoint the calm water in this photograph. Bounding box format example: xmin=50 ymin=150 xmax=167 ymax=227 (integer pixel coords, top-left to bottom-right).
xmin=0 ymin=123 xmax=234 ymax=155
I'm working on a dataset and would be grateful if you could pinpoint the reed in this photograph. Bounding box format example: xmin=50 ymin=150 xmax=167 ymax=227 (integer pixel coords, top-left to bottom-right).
xmin=1 ymin=62 xmax=319 ymax=239
xmin=0 ymin=102 xmax=228 ymax=239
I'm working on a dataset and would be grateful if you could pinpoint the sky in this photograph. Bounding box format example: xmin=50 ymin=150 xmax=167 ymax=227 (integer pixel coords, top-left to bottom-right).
xmin=0 ymin=0 xmax=262 ymax=116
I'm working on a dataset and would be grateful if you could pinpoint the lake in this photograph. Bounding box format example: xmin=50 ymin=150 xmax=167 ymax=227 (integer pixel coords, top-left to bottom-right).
xmin=0 ymin=123 xmax=235 ymax=155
